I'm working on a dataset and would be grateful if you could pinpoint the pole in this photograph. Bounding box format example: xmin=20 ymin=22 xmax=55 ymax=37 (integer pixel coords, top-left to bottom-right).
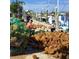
xmin=46 ymin=10 xmax=48 ymax=23
xmin=55 ymin=0 xmax=60 ymax=31
xmin=57 ymin=0 xmax=59 ymax=12
xmin=40 ymin=11 xmax=42 ymax=21
xmin=35 ymin=8 xmax=37 ymax=20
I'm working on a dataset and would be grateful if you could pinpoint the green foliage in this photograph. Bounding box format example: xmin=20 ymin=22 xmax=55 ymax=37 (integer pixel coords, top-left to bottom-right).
xmin=10 ymin=0 xmax=25 ymax=14
xmin=10 ymin=2 xmax=18 ymax=13
xmin=10 ymin=18 xmax=30 ymax=48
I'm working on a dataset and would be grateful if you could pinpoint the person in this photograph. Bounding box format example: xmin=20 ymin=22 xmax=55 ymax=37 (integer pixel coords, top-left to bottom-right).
xmin=26 ymin=20 xmax=33 ymax=29
xmin=26 ymin=20 xmax=34 ymax=36
xmin=26 ymin=14 xmax=32 ymax=23
xmin=48 ymin=14 xmax=53 ymax=25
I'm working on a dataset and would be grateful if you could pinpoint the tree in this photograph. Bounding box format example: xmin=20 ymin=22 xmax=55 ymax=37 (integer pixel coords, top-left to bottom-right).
xmin=10 ymin=0 xmax=25 ymax=19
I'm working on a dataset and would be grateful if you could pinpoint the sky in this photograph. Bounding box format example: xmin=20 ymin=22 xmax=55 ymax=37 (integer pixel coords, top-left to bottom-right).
xmin=10 ymin=0 xmax=69 ymax=12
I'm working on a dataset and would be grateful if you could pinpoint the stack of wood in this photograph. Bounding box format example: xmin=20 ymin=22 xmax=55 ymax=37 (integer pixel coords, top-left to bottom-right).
xmin=31 ymin=32 xmax=69 ymax=59
xmin=32 ymin=24 xmax=52 ymax=32
xmin=32 ymin=20 xmax=54 ymax=32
